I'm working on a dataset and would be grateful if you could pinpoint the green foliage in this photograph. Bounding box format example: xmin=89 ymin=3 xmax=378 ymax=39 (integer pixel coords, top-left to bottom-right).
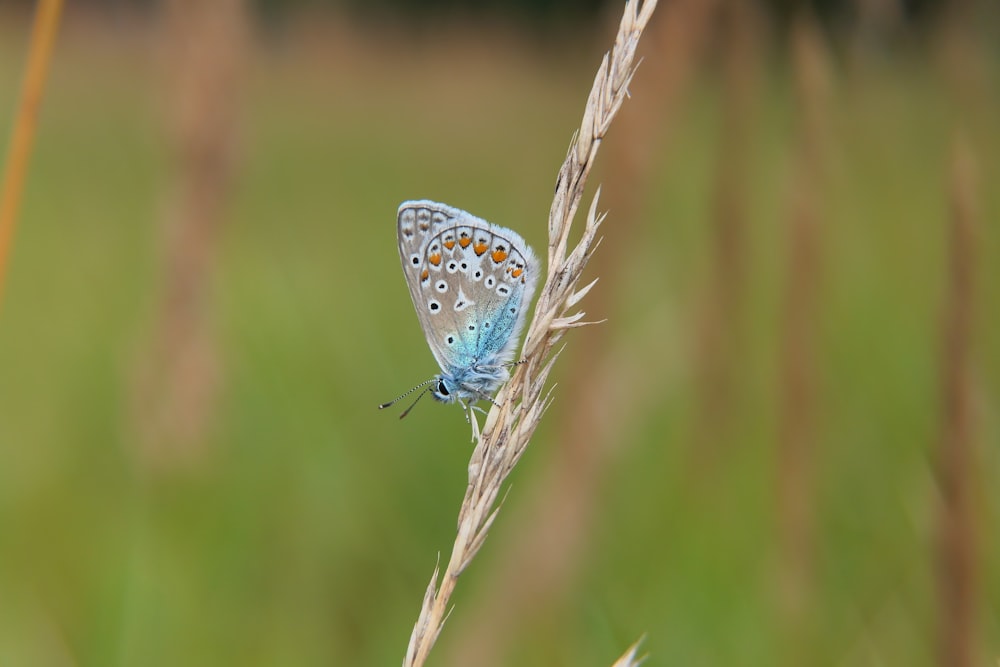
xmin=0 ymin=15 xmax=997 ymax=666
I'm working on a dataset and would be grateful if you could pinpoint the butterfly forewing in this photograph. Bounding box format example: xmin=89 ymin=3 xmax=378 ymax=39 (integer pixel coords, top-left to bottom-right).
xmin=396 ymin=201 xmax=539 ymax=377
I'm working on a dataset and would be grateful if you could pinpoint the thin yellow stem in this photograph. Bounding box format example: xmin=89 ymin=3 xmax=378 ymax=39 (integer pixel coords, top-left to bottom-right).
xmin=0 ymin=0 xmax=64 ymax=310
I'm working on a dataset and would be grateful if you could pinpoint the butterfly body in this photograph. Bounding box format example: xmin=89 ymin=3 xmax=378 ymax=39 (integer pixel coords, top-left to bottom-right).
xmin=391 ymin=200 xmax=539 ymax=411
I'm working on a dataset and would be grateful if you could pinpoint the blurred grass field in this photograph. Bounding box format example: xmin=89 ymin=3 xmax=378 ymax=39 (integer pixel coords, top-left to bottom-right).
xmin=0 ymin=4 xmax=998 ymax=666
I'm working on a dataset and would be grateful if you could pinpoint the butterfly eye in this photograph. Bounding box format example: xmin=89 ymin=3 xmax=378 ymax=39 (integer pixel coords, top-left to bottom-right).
xmin=437 ymin=380 xmax=450 ymax=396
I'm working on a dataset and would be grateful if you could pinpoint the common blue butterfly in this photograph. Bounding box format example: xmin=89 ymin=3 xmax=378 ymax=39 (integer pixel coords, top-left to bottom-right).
xmin=380 ymin=201 xmax=539 ymax=418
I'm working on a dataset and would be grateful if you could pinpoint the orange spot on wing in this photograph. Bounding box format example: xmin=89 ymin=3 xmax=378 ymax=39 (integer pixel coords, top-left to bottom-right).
xmin=491 ymin=249 xmax=508 ymax=263
xmin=473 ymin=242 xmax=488 ymax=256
xmin=511 ymin=268 xmax=523 ymax=278
xmin=459 ymin=237 xmax=471 ymax=248
xmin=443 ymin=240 xmax=455 ymax=250
xmin=429 ymin=253 xmax=441 ymax=266
xmin=421 ymin=269 xmax=429 ymax=281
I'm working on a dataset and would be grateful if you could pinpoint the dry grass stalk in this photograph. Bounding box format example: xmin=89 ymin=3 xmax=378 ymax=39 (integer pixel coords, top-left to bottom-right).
xmin=444 ymin=3 xmax=713 ymax=662
xmin=693 ymin=0 xmax=760 ymax=459
xmin=776 ymin=12 xmax=830 ymax=665
xmin=0 ymin=0 xmax=63 ymax=311
xmin=610 ymin=637 xmax=648 ymax=667
xmin=935 ymin=136 xmax=980 ymax=667
xmin=130 ymin=0 xmax=247 ymax=468
xmin=402 ymin=2 xmax=658 ymax=665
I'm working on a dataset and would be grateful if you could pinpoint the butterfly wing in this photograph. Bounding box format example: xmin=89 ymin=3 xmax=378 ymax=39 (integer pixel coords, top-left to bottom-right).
xmin=397 ymin=201 xmax=539 ymax=376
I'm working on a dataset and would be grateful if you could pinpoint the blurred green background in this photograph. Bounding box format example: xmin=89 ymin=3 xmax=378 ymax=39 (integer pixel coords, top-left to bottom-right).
xmin=0 ymin=1 xmax=997 ymax=665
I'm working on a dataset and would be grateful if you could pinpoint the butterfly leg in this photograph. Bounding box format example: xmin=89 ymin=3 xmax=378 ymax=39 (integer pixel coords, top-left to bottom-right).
xmin=460 ymin=384 xmax=502 ymax=411
xmin=459 ymin=399 xmax=483 ymax=443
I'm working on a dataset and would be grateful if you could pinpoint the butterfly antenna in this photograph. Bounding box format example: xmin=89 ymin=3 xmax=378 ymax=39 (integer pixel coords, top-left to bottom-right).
xmin=397 ymin=387 xmax=431 ymax=420
xmin=379 ymin=378 xmax=436 ymax=411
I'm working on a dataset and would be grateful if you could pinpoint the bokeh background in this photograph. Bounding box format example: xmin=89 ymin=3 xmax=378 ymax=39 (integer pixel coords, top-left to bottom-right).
xmin=0 ymin=0 xmax=997 ymax=665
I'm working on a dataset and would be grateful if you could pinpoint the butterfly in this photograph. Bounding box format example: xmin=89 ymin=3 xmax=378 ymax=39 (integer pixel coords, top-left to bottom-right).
xmin=380 ymin=200 xmax=539 ymax=419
